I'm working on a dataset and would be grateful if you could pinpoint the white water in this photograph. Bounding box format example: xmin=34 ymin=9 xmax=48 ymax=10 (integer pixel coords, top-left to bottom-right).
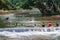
xmin=0 ymin=27 xmax=60 ymax=40
xmin=0 ymin=31 xmax=60 ymax=40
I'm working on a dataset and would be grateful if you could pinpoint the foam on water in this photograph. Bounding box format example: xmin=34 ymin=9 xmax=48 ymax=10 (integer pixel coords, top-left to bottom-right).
xmin=0 ymin=31 xmax=60 ymax=40
xmin=0 ymin=27 xmax=60 ymax=40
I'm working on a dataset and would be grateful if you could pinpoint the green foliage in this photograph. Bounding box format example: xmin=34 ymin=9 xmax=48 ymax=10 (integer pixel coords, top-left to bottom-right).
xmin=0 ymin=0 xmax=26 ymax=10
xmin=0 ymin=0 xmax=9 ymax=10
xmin=20 ymin=0 xmax=32 ymax=9
xmin=0 ymin=18 xmax=7 ymax=28
xmin=35 ymin=0 xmax=60 ymax=16
xmin=0 ymin=0 xmax=60 ymax=16
xmin=14 ymin=0 xmax=60 ymax=16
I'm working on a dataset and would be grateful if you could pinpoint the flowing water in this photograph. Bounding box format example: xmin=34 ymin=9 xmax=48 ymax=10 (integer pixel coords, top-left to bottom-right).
xmin=0 ymin=14 xmax=60 ymax=40
xmin=0 ymin=32 xmax=60 ymax=40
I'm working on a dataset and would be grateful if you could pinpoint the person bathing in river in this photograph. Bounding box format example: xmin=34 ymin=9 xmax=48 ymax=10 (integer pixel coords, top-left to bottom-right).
xmin=56 ymin=21 xmax=59 ymax=27
xmin=42 ymin=22 xmax=45 ymax=27
xmin=48 ymin=22 xmax=53 ymax=27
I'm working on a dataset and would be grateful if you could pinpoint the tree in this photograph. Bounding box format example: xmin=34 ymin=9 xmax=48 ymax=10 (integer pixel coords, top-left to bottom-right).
xmin=0 ymin=0 xmax=9 ymax=10
xmin=0 ymin=0 xmax=60 ymax=16
xmin=35 ymin=0 xmax=60 ymax=16
xmin=20 ymin=0 xmax=33 ymax=9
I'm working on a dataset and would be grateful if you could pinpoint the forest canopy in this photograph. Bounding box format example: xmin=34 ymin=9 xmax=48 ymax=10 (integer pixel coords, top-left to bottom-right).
xmin=0 ymin=0 xmax=60 ymax=16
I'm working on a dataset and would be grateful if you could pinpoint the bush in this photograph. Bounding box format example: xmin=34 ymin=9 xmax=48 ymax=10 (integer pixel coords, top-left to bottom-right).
xmin=0 ymin=18 xmax=7 ymax=28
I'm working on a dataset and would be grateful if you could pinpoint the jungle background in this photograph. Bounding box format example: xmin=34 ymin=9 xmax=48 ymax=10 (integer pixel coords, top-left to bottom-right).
xmin=0 ymin=0 xmax=60 ymax=27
